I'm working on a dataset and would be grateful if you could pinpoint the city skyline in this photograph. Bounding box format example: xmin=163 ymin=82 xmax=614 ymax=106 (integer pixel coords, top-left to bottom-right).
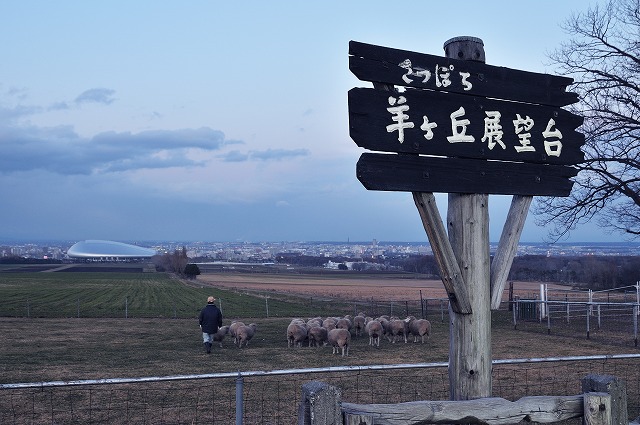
xmin=4 ymin=239 xmax=640 ymax=262
xmin=1 ymin=1 xmax=623 ymax=244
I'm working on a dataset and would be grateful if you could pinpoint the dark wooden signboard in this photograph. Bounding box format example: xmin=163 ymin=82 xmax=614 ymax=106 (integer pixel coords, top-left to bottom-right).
xmin=348 ymin=40 xmax=585 ymax=197
xmin=357 ymin=153 xmax=577 ymax=196
xmin=349 ymin=87 xmax=584 ymax=165
xmin=349 ymin=40 xmax=578 ymax=107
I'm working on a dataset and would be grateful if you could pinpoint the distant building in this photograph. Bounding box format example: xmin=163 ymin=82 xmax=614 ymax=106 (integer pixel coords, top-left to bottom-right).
xmin=67 ymin=240 xmax=157 ymax=262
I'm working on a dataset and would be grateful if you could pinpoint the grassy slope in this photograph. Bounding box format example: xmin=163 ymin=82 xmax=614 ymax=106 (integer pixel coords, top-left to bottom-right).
xmin=0 ymin=270 xmax=637 ymax=384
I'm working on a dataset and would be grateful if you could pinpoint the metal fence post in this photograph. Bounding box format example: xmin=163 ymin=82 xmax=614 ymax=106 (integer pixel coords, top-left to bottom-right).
xmin=586 ymin=303 xmax=591 ymax=339
xmin=236 ymin=372 xmax=244 ymax=425
xmin=597 ymin=304 xmax=601 ymax=329
xmin=634 ymin=305 xmax=638 ymax=347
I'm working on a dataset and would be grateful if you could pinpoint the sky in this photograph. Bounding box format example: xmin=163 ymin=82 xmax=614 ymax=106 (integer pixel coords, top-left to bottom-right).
xmin=0 ymin=0 xmax=622 ymax=244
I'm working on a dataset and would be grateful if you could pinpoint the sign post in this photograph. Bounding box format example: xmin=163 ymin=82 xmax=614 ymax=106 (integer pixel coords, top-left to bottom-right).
xmin=348 ymin=36 xmax=584 ymax=401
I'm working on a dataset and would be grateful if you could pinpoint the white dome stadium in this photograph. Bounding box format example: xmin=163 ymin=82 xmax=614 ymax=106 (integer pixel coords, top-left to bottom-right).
xmin=67 ymin=240 xmax=157 ymax=260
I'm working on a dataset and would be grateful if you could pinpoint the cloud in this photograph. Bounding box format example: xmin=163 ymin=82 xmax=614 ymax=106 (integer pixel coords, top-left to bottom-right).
xmin=0 ymin=121 xmax=234 ymax=175
xmin=219 ymin=148 xmax=310 ymax=163
xmin=219 ymin=150 xmax=250 ymax=162
xmin=48 ymin=101 xmax=70 ymax=111
xmin=0 ymin=94 xmax=307 ymax=179
xmin=44 ymin=88 xmax=116 ymax=111
xmin=74 ymin=88 xmax=116 ymax=105
xmin=249 ymin=148 xmax=310 ymax=161
xmin=0 ymin=104 xmax=42 ymax=124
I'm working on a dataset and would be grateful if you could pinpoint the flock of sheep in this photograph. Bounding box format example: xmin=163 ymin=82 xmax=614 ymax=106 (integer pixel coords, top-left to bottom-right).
xmin=287 ymin=313 xmax=432 ymax=356
xmin=209 ymin=321 xmax=258 ymax=349
xmin=206 ymin=314 xmax=431 ymax=355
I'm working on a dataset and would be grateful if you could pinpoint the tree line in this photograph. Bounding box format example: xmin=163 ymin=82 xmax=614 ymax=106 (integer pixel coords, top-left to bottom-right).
xmin=404 ymin=255 xmax=640 ymax=290
xmin=273 ymin=253 xmax=640 ymax=290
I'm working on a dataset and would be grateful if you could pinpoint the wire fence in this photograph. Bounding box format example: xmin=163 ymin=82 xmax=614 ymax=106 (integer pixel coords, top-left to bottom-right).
xmin=2 ymin=282 xmax=637 ymax=322
xmin=508 ymin=285 xmax=640 ymax=346
xmin=0 ymin=296 xmax=448 ymax=321
xmin=2 ymin=354 xmax=640 ymax=425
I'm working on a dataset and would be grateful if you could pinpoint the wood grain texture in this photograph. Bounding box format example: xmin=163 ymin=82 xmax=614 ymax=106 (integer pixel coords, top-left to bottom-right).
xmin=356 ymin=153 xmax=577 ymax=196
xmin=342 ymin=394 xmax=584 ymax=425
xmin=348 ymin=87 xmax=584 ymax=165
xmin=349 ymin=40 xmax=578 ymax=107
xmin=412 ymin=192 xmax=471 ymax=314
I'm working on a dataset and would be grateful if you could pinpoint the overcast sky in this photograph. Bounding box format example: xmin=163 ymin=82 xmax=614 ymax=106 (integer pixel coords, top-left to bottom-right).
xmin=1 ymin=1 xmax=621 ymax=244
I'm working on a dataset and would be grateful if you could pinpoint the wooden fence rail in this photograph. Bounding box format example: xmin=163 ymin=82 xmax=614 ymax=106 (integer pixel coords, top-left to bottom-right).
xmin=298 ymin=374 xmax=629 ymax=425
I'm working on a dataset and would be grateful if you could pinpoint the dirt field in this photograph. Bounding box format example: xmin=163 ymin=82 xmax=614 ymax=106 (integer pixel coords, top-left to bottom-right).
xmin=197 ymin=272 xmax=569 ymax=301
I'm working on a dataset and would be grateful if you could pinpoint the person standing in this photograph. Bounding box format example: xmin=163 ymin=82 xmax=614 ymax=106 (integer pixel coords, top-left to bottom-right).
xmin=199 ymin=296 xmax=223 ymax=354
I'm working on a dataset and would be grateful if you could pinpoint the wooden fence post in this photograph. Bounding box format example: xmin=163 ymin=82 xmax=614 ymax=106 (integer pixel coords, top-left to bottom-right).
xmin=581 ymin=374 xmax=628 ymax=425
xmin=298 ymin=381 xmax=343 ymax=425
xmin=584 ymin=392 xmax=612 ymax=425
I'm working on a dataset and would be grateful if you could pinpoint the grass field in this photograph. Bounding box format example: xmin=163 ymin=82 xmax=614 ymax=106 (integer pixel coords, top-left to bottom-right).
xmin=0 ymin=268 xmax=638 ymax=385
xmin=2 ymin=268 xmax=640 ymax=424
xmin=0 ymin=268 xmax=348 ymax=320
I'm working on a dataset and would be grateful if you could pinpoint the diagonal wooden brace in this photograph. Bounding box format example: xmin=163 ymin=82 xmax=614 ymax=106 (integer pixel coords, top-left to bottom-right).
xmin=490 ymin=195 xmax=533 ymax=310
xmin=413 ymin=192 xmax=472 ymax=314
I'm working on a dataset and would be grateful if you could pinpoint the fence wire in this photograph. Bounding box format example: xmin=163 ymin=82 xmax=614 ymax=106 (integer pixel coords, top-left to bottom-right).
xmin=2 ymin=355 xmax=639 ymax=425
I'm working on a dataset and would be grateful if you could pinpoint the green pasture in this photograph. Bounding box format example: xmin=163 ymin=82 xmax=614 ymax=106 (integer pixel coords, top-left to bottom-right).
xmin=0 ymin=272 xmax=345 ymax=319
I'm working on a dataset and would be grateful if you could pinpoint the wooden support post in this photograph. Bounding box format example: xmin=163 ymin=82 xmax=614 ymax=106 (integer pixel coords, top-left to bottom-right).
xmin=490 ymin=195 xmax=532 ymax=309
xmin=582 ymin=374 xmax=628 ymax=425
xmin=297 ymin=381 xmax=342 ymax=425
xmin=448 ymin=191 xmax=492 ymax=400
xmin=413 ymin=192 xmax=472 ymax=314
xmin=444 ymin=36 xmax=492 ymax=401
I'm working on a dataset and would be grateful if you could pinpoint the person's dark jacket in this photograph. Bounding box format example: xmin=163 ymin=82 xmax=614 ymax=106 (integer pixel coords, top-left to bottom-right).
xmin=199 ymin=303 xmax=223 ymax=334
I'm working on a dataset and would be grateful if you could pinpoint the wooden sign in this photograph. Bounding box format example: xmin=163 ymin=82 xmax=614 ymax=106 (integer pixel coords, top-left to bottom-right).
xmin=357 ymin=152 xmax=578 ymax=196
xmin=349 ymin=40 xmax=578 ymax=107
xmin=349 ymin=87 xmax=584 ymax=165
xmin=348 ymin=40 xmax=585 ymax=197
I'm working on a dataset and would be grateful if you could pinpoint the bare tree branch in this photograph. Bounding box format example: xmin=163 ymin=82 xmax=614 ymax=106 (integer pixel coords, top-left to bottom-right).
xmin=535 ymin=0 xmax=640 ymax=241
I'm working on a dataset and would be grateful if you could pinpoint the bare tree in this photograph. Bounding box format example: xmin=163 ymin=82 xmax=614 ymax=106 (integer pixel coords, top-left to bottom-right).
xmin=535 ymin=0 xmax=640 ymax=240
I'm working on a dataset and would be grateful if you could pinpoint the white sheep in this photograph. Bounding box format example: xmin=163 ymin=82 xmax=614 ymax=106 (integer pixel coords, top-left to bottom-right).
xmin=236 ymin=323 xmax=257 ymax=348
xmin=353 ymin=314 xmax=366 ymax=337
xmin=322 ymin=317 xmax=337 ymax=330
xmin=387 ymin=318 xmax=409 ymax=343
xmin=377 ymin=316 xmax=390 ymax=339
xmin=408 ymin=318 xmax=432 ymax=343
xmin=335 ymin=317 xmax=352 ymax=333
xmin=364 ymin=319 xmax=383 ymax=347
xmin=307 ymin=325 xmax=328 ymax=347
xmin=287 ymin=322 xmax=308 ymax=348
xmin=327 ymin=328 xmax=351 ymax=356
xmin=229 ymin=321 xmax=245 ymax=346
xmin=212 ymin=325 xmax=229 ymax=348
xmin=306 ymin=317 xmax=323 ymax=328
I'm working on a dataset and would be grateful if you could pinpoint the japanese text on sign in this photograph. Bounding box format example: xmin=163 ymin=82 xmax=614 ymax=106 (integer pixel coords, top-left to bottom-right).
xmin=399 ymin=59 xmax=473 ymax=92
xmin=386 ymin=95 xmax=563 ymax=157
